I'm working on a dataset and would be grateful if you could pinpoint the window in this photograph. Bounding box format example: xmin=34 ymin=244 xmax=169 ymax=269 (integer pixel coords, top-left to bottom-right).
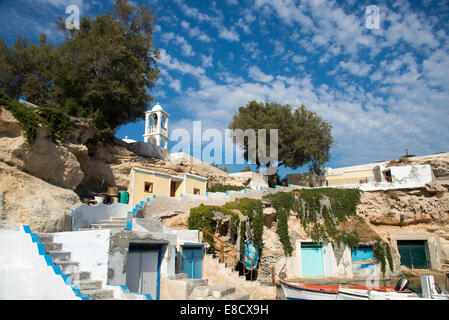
xmin=144 ymin=182 xmax=153 ymax=193
xmin=193 ymin=188 xmax=200 ymax=195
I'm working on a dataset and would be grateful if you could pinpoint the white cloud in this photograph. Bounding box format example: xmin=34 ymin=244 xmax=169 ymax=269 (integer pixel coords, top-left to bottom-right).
xmin=173 ymin=35 xmax=195 ymax=56
xmin=218 ymin=27 xmax=240 ymax=42
xmin=169 ymin=79 xmax=182 ymax=93
xmin=201 ymin=54 xmax=213 ymax=68
xmin=158 ymin=49 xmax=205 ymax=77
xmin=248 ymin=66 xmax=274 ymax=83
xmin=160 ymin=33 xmax=195 ymax=56
xmin=180 ymin=20 xmax=212 ymax=42
xmin=338 ymin=61 xmax=373 ymax=77
xmin=242 ymin=41 xmax=261 ymax=59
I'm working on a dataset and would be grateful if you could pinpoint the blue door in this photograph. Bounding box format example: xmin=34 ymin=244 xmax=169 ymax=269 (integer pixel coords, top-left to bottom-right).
xmin=182 ymin=247 xmax=203 ymax=279
xmin=301 ymin=243 xmax=324 ymax=277
xmin=351 ymin=246 xmax=375 ymax=275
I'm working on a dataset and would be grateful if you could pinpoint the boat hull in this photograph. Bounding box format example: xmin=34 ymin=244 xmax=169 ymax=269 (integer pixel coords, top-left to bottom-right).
xmin=280 ymin=281 xmax=338 ymax=300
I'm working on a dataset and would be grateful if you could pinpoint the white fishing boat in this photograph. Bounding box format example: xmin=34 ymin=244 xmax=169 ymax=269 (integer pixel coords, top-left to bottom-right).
xmin=282 ymin=275 xmax=449 ymax=300
xmin=280 ymin=281 xmax=339 ymax=300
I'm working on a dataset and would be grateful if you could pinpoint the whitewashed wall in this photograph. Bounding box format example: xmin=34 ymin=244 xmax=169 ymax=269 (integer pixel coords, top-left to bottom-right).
xmin=71 ymin=203 xmax=130 ymax=231
xmin=53 ymin=230 xmax=111 ymax=284
xmin=0 ymin=230 xmax=79 ymax=300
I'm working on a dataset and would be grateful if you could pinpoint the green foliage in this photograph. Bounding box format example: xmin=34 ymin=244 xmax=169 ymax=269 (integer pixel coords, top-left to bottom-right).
xmin=235 ymin=198 xmax=264 ymax=248
xmin=264 ymin=192 xmax=295 ymax=256
xmin=187 ymin=198 xmax=264 ymax=255
xmin=264 ymin=188 xmax=361 ymax=256
xmin=207 ymin=184 xmax=245 ymax=193
xmin=0 ymin=89 xmax=72 ymax=147
xmin=37 ymin=107 xmax=73 ymax=142
xmin=373 ymin=238 xmax=394 ymax=277
xmin=373 ymin=239 xmax=387 ymax=277
xmin=240 ymin=221 xmax=246 ymax=252
xmin=386 ymin=243 xmax=394 ymax=272
xmin=188 ymin=204 xmax=219 ymax=250
xmin=0 ymin=0 xmax=159 ymax=134
xmin=228 ymin=101 xmax=335 ymax=183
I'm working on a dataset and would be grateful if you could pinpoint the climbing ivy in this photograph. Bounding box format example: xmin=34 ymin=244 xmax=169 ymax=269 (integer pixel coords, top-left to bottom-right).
xmin=373 ymin=237 xmax=394 ymax=277
xmin=263 ymin=188 xmax=362 ymax=256
xmin=0 ymin=90 xmax=73 ymax=148
xmin=264 ymin=192 xmax=295 ymax=256
xmin=234 ymin=198 xmax=264 ymax=248
xmin=188 ymin=198 xmax=264 ymax=255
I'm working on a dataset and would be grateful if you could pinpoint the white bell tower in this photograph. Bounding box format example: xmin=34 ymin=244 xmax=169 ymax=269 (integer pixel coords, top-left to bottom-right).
xmin=143 ymin=103 xmax=170 ymax=149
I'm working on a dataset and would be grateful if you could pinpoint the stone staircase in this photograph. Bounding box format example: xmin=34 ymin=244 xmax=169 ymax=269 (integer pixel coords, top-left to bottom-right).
xmin=37 ymin=233 xmax=144 ymax=300
xmin=78 ymin=217 xmax=127 ymax=231
xmin=163 ymin=273 xmax=250 ymax=300
xmin=202 ymin=253 xmax=277 ymax=300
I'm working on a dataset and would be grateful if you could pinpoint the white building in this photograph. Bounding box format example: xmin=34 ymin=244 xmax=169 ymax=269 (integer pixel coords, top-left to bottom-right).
xmin=143 ymin=103 xmax=170 ymax=149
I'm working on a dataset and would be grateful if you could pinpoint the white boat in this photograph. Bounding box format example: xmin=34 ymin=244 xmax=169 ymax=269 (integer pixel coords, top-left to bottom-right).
xmin=337 ymin=288 xmax=420 ymax=300
xmin=280 ymin=281 xmax=339 ymax=300
xmin=281 ymin=275 xmax=449 ymax=300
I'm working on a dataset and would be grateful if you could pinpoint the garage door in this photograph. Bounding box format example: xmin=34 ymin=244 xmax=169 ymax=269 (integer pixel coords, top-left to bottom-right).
xmin=301 ymin=243 xmax=324 ymax=277
xmin=397 ymin=240 xmax=428 ymax=269
xmin=126 ymin=243 xmax=161 ymax=299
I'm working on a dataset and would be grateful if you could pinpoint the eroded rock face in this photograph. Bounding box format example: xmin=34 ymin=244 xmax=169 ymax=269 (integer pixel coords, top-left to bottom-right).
xmin=0 ymin=108 xmax=84 ymax=190
xmin=0 ymin=162 xmax=79 ymax=232
xmin=0 ymin=105 xmax=248 ymax=230
xmin=358 ymin=184 xmax=449 ymax=227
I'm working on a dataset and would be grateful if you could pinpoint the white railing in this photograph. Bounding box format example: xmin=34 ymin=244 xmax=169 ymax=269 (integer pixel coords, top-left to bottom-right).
xmin=146 ymin=126 xmax=167 ymax=136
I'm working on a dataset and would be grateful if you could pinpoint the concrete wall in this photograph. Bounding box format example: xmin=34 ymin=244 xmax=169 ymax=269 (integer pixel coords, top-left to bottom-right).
xmin=0 ymin=230 xmax=79 ymax=300
xmin=133 ymin=218 xmax=201 ymax=247
xmin=278 ymin=240 xmax=394 ymax=280
xmin=321 ymin=165 xmax=433 ymax=191
xmin=71 ymin=203 xmax=130 ymax=231
xmin=52 ymin=230 xmax=111 ymax=284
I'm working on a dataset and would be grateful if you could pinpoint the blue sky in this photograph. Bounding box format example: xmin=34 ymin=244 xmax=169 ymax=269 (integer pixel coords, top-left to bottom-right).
xmin=1 ymin=0 xmax=449 ymax=178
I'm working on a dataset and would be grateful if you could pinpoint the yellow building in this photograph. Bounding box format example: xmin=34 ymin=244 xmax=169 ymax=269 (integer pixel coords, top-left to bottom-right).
xmin=129 ymin=167 xmax=207 ymax=208
xmin=323 ymin=162 xmax=380 ymax=187
xmin=325 ymin=169 xmax=375 ymax=186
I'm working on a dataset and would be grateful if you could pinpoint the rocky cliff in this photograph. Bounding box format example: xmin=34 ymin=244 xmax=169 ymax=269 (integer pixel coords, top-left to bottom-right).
xmin=161 ymin=181 xmax=449 ymax=274
xmin=0 ymin=106 xmax=247 ymax=232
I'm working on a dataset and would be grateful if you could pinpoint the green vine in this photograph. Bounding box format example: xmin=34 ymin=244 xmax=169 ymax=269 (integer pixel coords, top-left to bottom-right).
xmin=263 ymin=188 xmax=361 ymax=256
xmin=0 ymin=90 xmax=73 ymax=148
xmin=264 ymin=192 xmax=294 ymax=256
xmin=188 ymin=198 xmax=264 ymax=255
xmin=373 ymin=237 xmax=394 ymax=277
